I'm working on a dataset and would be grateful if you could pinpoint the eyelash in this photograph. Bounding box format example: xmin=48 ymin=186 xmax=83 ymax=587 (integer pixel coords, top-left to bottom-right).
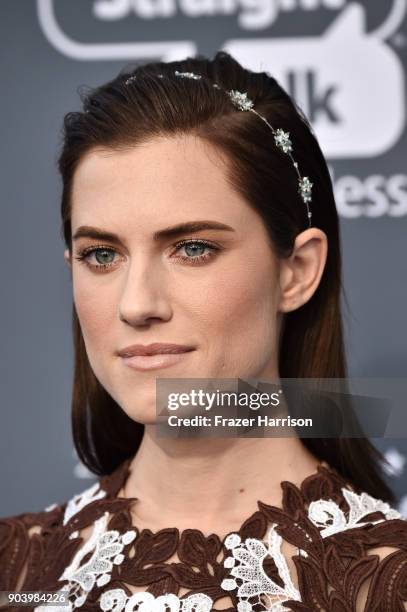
xmin=74 ymin=239 xmax=220 ymax=271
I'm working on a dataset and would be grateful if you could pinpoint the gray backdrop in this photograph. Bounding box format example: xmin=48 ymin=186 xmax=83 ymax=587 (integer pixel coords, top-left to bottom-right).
xmin=1 ymin=0 xmax=406 ymax=517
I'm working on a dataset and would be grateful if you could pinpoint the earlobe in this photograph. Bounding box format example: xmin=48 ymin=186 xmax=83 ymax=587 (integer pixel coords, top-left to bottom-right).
xmin=277 ymin=228 xmax=328 ymax=313
xmin=64 ymin=249 xmax=72 ymax=268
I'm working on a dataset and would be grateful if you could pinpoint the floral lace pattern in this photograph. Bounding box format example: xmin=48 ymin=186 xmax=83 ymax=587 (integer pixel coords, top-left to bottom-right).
xmin=99 ymin=589 xmax=213 ymax=611
xmin=1 ymin=459 xmax=407 ymax=612
xmin=34 ymin=512 xmax=138 ymax=611
xmin=307 ymin=487 xmax=403 ymax=537
xmin=220 ymin=527 xmax=302 ymax=611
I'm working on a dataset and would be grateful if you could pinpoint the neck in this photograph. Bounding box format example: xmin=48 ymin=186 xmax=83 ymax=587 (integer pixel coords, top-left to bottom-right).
xmin=121 ymin=428 xmax=322 ymax=534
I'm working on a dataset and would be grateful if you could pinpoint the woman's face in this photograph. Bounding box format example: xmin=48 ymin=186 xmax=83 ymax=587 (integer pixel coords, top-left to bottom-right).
xmin=66 ymin=135 xmax=286 ymax=424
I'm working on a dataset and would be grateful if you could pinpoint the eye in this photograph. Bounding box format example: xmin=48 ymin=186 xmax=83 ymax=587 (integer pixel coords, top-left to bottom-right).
xmin=172 ymin=239 xmax=220 ymax=264
xmin=74 ymin=246 xmax=119 ymax=271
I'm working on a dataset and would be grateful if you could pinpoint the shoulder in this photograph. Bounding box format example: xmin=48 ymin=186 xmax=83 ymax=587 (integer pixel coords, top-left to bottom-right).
xmin=321 ymin=483 xmax=407 ymax=612
xmin=306 ymin=476 xmax=407 ymax=611
xmin=0 ymin=502 xmax=66 ymax=590
xmin=0 ymin=460 xmax=133 ymax=592
xmin=259 ymin=464 xmax=407 ymax=611
xmin=316 ymin=467 xmax=407 ymax=611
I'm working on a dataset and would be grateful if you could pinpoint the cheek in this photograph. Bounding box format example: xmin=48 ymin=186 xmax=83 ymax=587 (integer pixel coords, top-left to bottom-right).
xmin=72 ymin=273 xmax=116 ymax=349
xmin=200 ymin=251 xmax=278 ymax=322
xmin=186 ymin=254 xmax=279 ymax=364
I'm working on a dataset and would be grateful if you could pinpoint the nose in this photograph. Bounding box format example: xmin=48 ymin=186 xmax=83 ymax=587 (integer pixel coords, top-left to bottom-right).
xmin=118 ymin=258 xmax=172 ymax=326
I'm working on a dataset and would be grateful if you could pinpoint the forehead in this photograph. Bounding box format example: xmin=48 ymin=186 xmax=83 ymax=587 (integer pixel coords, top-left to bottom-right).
xmin=70 ymin=135 xmax=254 ymax=231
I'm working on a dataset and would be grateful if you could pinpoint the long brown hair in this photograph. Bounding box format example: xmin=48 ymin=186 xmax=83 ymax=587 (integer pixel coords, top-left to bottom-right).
xmin=59 ymin=51 xmax=395 ymax=503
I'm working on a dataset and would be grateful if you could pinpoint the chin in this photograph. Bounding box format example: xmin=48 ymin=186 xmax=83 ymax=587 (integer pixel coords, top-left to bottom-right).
xmin=120 ymin=386 xmax=159 ymax=418
xmin=122 ymin=404 xmax=158 ymax=425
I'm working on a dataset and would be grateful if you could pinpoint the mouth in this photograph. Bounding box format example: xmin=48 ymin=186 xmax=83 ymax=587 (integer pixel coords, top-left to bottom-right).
xmin=119 ymin=349 xmax=195 ymax=372
xmin=116 ymin=342 xmax=196 ymax=357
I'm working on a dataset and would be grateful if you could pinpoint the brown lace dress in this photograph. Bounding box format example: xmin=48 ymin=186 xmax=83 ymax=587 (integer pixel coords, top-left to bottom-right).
xmin=1 ymin=459 xmax=406 ymax=612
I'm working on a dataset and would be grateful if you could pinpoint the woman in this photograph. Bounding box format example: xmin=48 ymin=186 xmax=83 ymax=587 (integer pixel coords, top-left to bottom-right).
xmin=1 ymin=51 xmax=406 ymax=612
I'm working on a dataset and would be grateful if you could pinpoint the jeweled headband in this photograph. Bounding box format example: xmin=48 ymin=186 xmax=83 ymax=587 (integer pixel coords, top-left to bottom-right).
xmin=125 ymin=70 xmax=313 ymax=228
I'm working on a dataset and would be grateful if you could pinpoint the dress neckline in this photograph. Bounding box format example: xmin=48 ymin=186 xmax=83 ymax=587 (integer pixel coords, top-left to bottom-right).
xmin=95 ymin=457 xmax=351 ymax=544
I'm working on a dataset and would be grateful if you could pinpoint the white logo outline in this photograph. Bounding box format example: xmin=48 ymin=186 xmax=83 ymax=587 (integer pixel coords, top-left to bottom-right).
xmin=36 ymin=0 xmax=197 ymax=61
xmin=36 ymin=0 xmax=406 ymax=61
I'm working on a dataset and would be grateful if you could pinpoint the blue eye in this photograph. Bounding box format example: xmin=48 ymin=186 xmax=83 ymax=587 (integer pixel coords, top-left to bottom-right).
xmin=184 ymin=243 xmax=206 ymax=257
xmin=175 ymin=240 xmax=219 ymax=264
xmin=74 ymin=246 xmax=118 ymax=271
xmin=93 ymin=249 xmax=116 ymax=265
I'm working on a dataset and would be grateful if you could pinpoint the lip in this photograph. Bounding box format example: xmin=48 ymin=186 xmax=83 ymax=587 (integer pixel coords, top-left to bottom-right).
xmin=120 ymin=351 xmax=194 ymax=371
xmin=117 ymin=342 xmax=196 ymax=357
xmin=117 ymin=343 xmax=196 ymax=372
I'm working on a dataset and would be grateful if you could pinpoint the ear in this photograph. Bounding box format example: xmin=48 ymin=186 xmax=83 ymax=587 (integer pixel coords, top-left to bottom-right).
xmin=64 ymin=248 xmax=72 ymax=268
xmin=277 ymin=228 xmax=328 ymax=313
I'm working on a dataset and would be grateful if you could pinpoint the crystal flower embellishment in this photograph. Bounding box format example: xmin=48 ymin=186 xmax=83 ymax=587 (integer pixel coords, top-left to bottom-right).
xmin=274 ymin=129 xmax=293 ymax=154
xmin=298 ymin=176 xmax=313 ymax=204
xmin=228 ymin=90 xmax=254 ymax=111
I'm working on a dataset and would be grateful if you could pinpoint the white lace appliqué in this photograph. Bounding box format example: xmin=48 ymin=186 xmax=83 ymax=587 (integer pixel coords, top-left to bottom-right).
xmin=99 ymin=589 xmax=213 ymax=611
xmin=34 ymin=512 xmax=137 ymax=612
xmin=220 ymin=528 xmax=301 ymax=612
xmin=219 ymin=486 xmax=405 ymax=611
xmin=308 ymin=486 xmax=405 ymax=538
xmin=63 ymin=482 xmax=107 ymax=525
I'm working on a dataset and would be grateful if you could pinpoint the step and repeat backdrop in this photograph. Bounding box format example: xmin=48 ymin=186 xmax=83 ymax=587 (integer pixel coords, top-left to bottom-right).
xmin=1 ymin=0 xmax=406 ymax=515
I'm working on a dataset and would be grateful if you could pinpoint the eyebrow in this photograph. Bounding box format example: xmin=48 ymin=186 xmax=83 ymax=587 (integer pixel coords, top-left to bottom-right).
xmin=72 ymin=220 xmax=236 ymax=244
